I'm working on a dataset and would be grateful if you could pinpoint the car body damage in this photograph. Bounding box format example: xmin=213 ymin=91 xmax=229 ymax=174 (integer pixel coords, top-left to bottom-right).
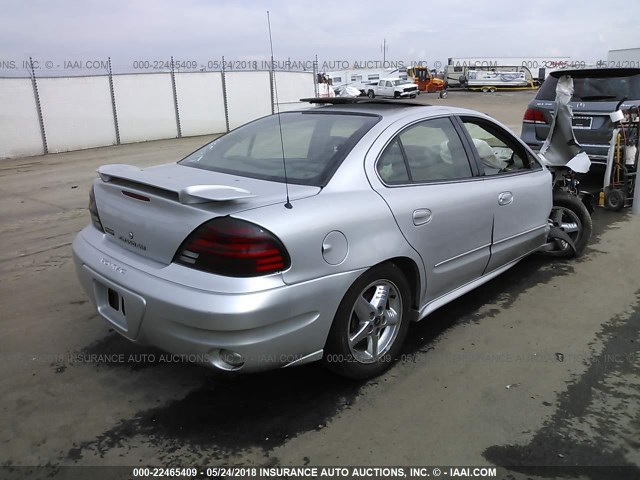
xmin=538 ymin=75 xmax=591 ymax=174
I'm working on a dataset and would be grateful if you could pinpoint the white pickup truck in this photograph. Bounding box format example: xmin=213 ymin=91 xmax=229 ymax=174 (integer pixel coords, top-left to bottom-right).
xmin=363 ymin=77 xmax=420 ymax=98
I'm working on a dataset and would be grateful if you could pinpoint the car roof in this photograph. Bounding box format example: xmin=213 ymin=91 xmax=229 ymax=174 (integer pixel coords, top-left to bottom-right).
xmin=296 ymin=98 xmax=484 ymax=121
xmin=300 ymin=97 xmax=426 ymax=107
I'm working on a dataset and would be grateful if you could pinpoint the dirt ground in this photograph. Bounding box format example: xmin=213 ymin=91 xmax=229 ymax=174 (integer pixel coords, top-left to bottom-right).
xmin=1 ymin=91 xmax=639 ymax=480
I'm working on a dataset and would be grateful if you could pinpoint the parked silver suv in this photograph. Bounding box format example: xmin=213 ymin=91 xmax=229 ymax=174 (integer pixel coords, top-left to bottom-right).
xmin=521 ymin=68 xmax=640 ymax=165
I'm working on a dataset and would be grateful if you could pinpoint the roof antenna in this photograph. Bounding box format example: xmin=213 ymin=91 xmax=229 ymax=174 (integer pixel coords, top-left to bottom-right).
xmin=267 ymin=10 xmax=293 ymax=209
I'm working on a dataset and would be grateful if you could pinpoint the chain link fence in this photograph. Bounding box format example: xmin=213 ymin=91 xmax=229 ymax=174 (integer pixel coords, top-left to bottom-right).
xmin=0 ymin=57 xmax=318 ymax=160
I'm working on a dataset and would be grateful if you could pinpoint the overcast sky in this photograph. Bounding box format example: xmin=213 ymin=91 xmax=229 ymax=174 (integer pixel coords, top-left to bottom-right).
xmin=1 ymin=0 xmax=639 ymax=75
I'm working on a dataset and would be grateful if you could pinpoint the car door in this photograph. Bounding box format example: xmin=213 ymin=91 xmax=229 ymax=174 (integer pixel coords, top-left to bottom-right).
xmin=457 ymin=115 xmax=552 ymax=273
xmin=383 ymin=81 xmax=393 ymax=97
xmin=370 ymin=116 xmax=493 ymax=303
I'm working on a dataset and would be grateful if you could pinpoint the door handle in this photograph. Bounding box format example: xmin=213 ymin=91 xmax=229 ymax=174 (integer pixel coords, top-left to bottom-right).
xmin=498 ymin=192 xmax=513 ymax=206
xmin=412 ymin=209 xmax=432 ymax=226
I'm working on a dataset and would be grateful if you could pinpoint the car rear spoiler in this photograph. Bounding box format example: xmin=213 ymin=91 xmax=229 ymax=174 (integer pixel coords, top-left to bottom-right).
xmin=96 ymin=164 xmax=255 ymax=204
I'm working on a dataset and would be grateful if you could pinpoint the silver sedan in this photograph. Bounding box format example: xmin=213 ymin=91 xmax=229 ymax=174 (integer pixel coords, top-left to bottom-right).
xmin=73 ymin=98 xmax=564 ymax=379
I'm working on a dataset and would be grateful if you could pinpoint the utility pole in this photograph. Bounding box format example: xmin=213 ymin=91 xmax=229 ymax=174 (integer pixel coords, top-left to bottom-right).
xmin=381 ymin=38 xmax=388 ymax=64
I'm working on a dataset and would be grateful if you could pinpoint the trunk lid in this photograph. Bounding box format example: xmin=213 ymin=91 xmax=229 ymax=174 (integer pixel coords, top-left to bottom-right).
xmin=93 ymin=163 xmax=320 ymax=265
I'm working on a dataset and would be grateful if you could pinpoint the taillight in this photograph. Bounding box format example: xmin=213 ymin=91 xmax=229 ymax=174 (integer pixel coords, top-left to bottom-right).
xmin=173 ymin=217 xmax=290 ymax=277
xmin=88 ymin=185 xmax=104 ymax=232
xmin=523 ymin=108 xmax=548 ymax=124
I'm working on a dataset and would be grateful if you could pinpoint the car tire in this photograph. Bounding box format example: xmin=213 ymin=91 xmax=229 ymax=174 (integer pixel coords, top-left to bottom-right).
xmin=545 ymin=191 xmax=592 ymax=258
xmin=604 ymin=188 xmax=625 ymax=211
xmin=367 ymin=90 xmax=375 ymax=98
xmin=323 ymin=263 xmax=411 ymax=379
xmin=394 ymin=92 xmax=400 ymax=99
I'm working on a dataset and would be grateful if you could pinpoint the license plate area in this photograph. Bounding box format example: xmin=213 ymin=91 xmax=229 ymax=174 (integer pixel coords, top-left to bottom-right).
xmin=107 ymin=288 xmax=126 ymax=315
xmin=572 ymin=116 xmax=592 ymax=129
xmin=84 ymin=265 xmax=146 ymax=339
xmin=94 ymin=282 xmax=128 ymax=332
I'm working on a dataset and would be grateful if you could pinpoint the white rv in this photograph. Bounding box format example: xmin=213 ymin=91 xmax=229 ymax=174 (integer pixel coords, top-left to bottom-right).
xmin=325 ymin=68 xmax=408 ymax=92
xmin=465 ymin=70 xmax=529 ymax=87
xmin=445 ymin=57 xmax=572 ymax=87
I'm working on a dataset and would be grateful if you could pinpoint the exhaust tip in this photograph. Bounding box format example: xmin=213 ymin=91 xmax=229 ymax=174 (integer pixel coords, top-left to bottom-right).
xmin=209 ymin=348 xmax=245 ymax=371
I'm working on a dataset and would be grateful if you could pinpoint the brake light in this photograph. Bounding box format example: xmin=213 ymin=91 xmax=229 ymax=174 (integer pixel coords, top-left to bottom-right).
xmin=523 ymin=108 xmax=548 ymax=124
xmin=173 ymin=217 xmax=290 ymax=277
xmin=88 ymin=185 xmax=104 ymax=232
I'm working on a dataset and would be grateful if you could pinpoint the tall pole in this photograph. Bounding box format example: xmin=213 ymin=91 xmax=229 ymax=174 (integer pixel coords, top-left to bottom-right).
xmin=107 ymin=57 xmax=121 ymax=145
xmin=170 ymin=56 xmax=182 ymax=138
xmin=221 ymin=56 xmax=230 ymax=133
xmin=381 ymin=39 xmax=388 ymax=65
xmin=313 ymin=54 xmax=318 ymax=97
xmin=29 ymin=57 xmax=48 ymax=155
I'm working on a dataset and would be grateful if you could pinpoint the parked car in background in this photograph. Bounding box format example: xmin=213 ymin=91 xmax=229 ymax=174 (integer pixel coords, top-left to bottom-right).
xmin=521 ymin=68 xmax=640 ymax=165
xmin=73 ymin=98 xmax=588 ymax=380
xmin=364 ymin=78 xmax=419 ymax=98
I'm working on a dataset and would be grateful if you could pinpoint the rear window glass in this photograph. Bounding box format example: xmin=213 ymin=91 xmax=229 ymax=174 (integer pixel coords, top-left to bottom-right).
xmin=536 ymin=70 xmax=640 ymax=101
xmin=179 ymin=112 xmax=379 ymax=187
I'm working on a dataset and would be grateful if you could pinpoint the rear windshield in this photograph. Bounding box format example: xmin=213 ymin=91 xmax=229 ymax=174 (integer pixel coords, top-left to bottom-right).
xmin=536 ymin=70 xmax=640 ymax=102
xmin=179 ymin=111 xmax=379 ymax=187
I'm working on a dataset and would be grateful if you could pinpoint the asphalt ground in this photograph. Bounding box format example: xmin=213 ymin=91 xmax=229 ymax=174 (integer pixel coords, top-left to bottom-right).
xmin=1 ymin=91 xmax=639 ymax=480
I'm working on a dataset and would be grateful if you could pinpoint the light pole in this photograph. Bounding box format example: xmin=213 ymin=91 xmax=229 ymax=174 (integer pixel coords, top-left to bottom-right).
xmin=381 ymin=38 xmax=388 ymax=65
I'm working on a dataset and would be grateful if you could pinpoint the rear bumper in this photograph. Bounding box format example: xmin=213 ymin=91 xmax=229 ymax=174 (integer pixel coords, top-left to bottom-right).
xmin=72 ymin=227 xmax=364 ymax=372
xmin=521 ymin=126 xmax=609 ymax=165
